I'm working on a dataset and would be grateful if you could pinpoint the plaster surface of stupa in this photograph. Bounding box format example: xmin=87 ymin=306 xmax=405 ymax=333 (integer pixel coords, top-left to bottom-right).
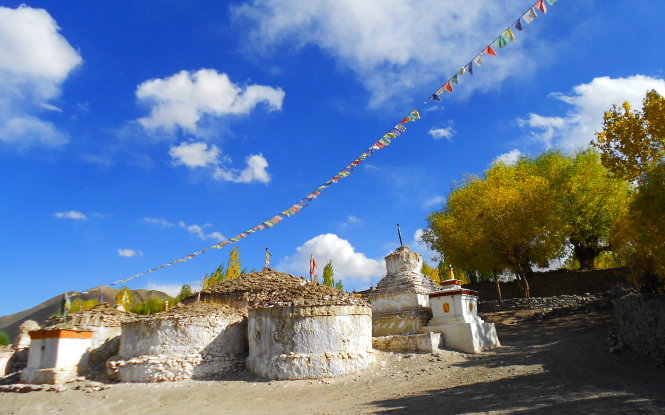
xmin=367 ymin=246 xmax=441 ymax=337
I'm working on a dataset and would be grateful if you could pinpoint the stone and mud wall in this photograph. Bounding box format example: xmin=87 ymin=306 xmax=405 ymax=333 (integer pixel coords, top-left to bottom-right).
xmin=466 ymin=268 xmax=629 ymax=300
xmin=612 ymin=290 xmax=665 ymax=364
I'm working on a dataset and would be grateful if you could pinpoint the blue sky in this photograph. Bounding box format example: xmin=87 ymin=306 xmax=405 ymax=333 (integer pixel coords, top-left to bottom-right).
xmin=2 ymin=1 xmax=665 ymax=316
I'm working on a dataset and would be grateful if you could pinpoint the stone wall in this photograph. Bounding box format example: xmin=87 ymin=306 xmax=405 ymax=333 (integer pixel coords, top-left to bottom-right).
xmin=466 ymin=268 xmax=629 ymax=301
xmin=612 ymin=291 xmax=665 ymax=364
xmin=372 ymin=333 xmax=443 ymax=353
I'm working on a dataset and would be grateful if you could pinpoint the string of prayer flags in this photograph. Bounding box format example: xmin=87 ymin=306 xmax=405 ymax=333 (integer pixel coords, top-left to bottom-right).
xmin=73 ymin=0 xmax=560 ymax=299
xmin=74 ymin=107 xmax=421 ymax=294
xmin=428 ymin=0 xmax=557 ymax=104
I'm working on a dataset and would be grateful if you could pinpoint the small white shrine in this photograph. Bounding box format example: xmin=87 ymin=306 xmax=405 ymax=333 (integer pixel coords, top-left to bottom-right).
xmin=422 ymin=278 xmax=500 ymax=353
xmin=21 ymin=328 xmax=94 ymax=384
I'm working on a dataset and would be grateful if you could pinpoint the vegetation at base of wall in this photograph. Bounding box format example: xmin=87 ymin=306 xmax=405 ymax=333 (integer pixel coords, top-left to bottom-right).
xmin=0 ymin=331 xmax=9 ymax=346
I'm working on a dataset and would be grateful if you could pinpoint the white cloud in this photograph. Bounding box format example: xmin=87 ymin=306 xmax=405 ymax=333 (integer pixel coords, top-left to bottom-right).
xmin=54 ymin=210 xmax=87 ymax=220
xmin=0 ymin=5 xmax=82 ymax=148
xmin=233 ymin=0 xmax=537 ymax=106
xmin=178 ymin=221 xmax=225 ymax=242
xmin=491 ymin=149 xmax=523 ymax=166
xmin=144 ymin=217 xmax=175 ymax=227
xmin=428 ymin=126 xmax=455 ymax=141
xmin=340 ymin=215 xmax=361 ymax=228
xmin=136 ymin=69 xmax=285 ymax=133
xmin=169 ymin=141 xmax=271 ymax=184
xmin=518 ymin=75 xmax=665 ymax=151
xmin=117 ymin=249 xmax=142 ymax=258
xmin=278 ymin=233 xmax=385 ymax=284
xmin=423 ymin=196 xmax=445 ymax=209
xmin=169 ymin=141 xmax=223 ymax=168
xmin=215 ymin=153 xmax=271 ymax=184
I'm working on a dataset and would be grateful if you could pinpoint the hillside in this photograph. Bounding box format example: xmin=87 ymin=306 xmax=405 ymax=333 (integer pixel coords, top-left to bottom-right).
xmin=0 ymin=287 xmax=170 ymax=343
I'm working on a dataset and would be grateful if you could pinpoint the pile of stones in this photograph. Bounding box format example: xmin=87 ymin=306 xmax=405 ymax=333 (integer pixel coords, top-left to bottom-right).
xmin=189 ymin=270 xmax=368 ymax=308
xmin=44 ymin=302 xmax=136 ymax=328
xmin=479 ymin=293 xmax=612 ymax=320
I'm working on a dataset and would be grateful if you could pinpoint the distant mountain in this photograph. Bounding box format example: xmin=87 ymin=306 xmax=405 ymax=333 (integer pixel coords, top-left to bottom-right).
xmin=0 ymin=287 xmax=171 ymax=343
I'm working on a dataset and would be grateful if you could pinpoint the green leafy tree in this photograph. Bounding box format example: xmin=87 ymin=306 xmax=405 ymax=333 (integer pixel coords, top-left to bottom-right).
xmin=202 ymin=263 xmax=225 ymax=289
xmin=130 ymin=296 xmax=170 ymax=315
xmin=115 ymin=286 xmax=133 ymax=310
xmin=535 ymin=150 xmax=632 ymax=269
xmin=0 ymin=331 xmax=9 ymax=346
xmin=334 ymin=280 xmax=344 ymax=291
xmin=174 ymin=284 xmax=193 ymax=304
xmin=592 ymin=89 xmax=665 ymax=182
xmin=322 ymin=260 xmax=335 ymax=287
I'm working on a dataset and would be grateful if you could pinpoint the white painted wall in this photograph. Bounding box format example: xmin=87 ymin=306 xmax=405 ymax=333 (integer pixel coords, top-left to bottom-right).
xmin=108 ymin=312 xmax=247 ymax=382
xmin=247 ymin=305 xmax=373 ymax=380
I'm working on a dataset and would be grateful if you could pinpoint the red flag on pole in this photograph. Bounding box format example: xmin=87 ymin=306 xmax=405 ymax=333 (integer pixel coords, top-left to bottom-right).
xmin=310 ymin=255 xmax=317 ymax=282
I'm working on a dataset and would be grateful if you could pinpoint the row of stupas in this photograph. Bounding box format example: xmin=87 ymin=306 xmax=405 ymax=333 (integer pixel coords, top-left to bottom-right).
xmin=7 ymin=244 xmax=499 ymax=385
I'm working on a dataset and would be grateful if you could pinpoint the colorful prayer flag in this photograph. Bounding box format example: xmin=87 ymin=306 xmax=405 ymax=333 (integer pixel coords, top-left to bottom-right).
xmin=465 ymin=62 xmax=473 ymax=74
xmin=451 ymin=75 xmax=459 ymax=85
xmin=514 ymin=19 xmax=523 ymax=32
xmin=458 ymin=67 xmax=466 ymax=76
xmin=503 ymin=28 xmax=515 ymax=42
xmin=535 ymin=0 xmax=547 ymax=13
xmin=443 ymin=82 xmax=453 ymax=92
xmin=431 ymin=94 xmax=441 ymax=102
xmin=546 ymin=0 xmax=558 ymax=5
xmin=473 ymin=54 xmax=483 ymax=66
xmin=523 ymin=7 xmax=537 ymax=23
xmin=492 ymin=36 xmax=507 ymax=49
xmin=482 ymin=46 xmax=497 ymax=56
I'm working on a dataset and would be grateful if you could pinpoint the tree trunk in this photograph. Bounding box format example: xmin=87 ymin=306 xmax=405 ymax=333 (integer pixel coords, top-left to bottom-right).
xmin=521 ymin=272 xmax=531 ymax=298
xmin=574 ymin=244 xmax=598 ymax=270
xmin=493 ymin=270 xmax=503 ymax=303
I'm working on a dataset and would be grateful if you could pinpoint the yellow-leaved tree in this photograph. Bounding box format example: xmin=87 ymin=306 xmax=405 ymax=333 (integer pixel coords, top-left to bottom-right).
xmin=424 ymin=159 xmax=567 ymax=298
xmin=225 ymin=247 xmax=241 ymax=280
xmin=592 ymin=89 xmax=665 ymax=181
xmin=535 ymin=150 xmax=632 ymax=269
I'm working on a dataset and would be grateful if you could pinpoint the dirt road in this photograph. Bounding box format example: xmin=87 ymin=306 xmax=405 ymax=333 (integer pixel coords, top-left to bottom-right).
xmin=2 ymin=311 xmax=663 ymax=414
